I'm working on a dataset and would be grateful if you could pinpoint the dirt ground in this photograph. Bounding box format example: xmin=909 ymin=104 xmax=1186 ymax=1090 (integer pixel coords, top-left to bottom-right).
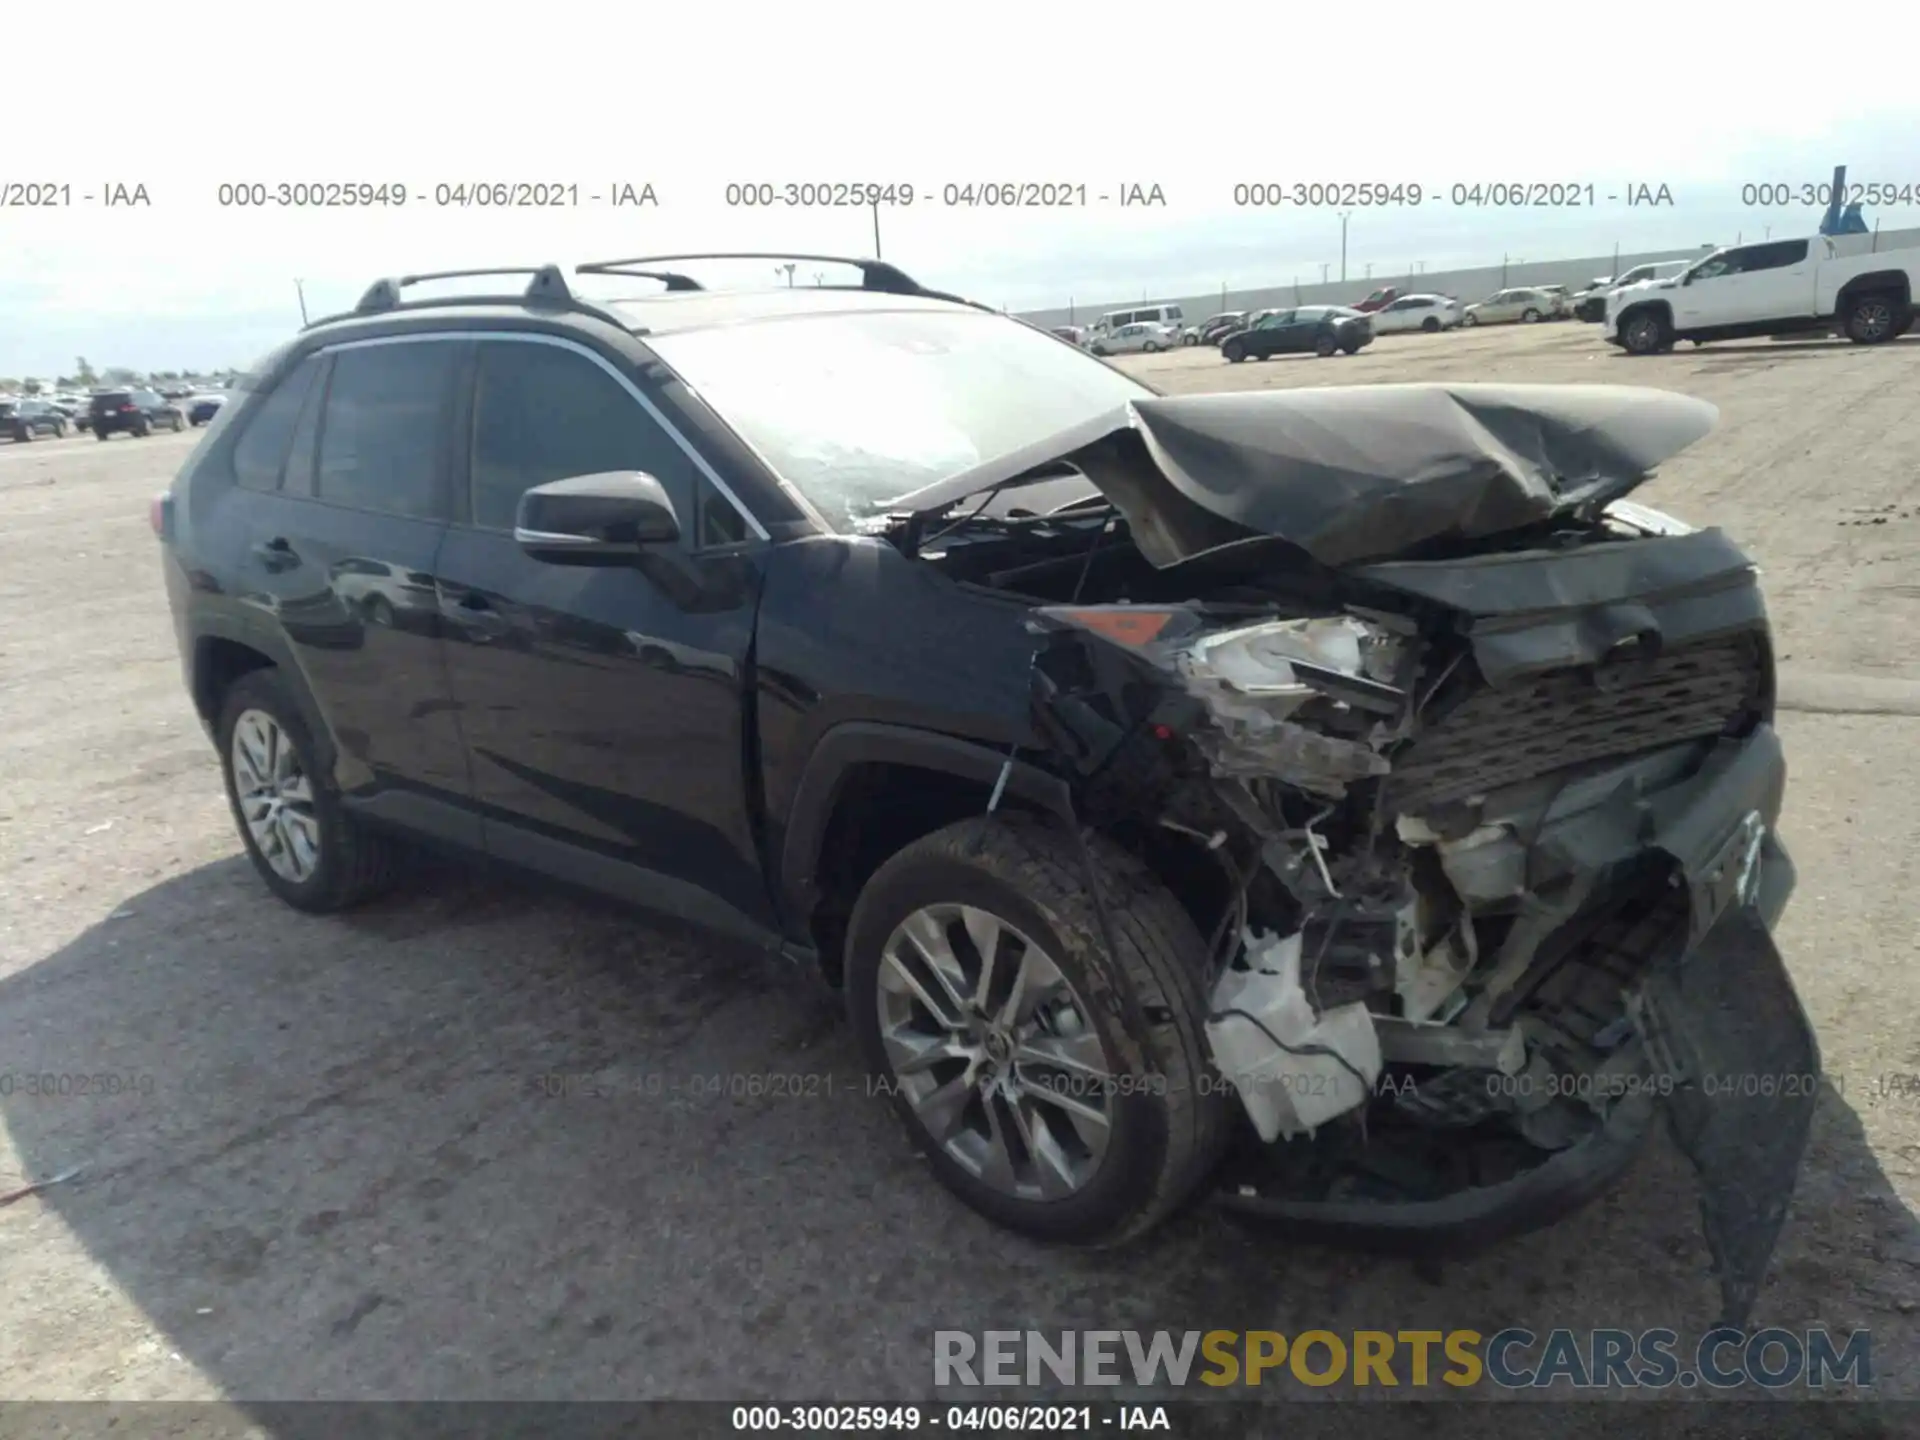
xmin=3 ymin=321 xmax=1918 ymax=1409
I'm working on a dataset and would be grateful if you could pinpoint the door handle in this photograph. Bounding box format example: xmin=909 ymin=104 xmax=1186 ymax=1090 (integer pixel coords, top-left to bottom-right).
xmin=251 ymin=537 xmax=298 ymax=571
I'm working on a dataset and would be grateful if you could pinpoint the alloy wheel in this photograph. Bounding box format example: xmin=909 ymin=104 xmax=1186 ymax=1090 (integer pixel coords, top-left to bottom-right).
xmin=876 ymin=903 xmax=1114 ymax=1201
xmin=1624 ymin=315 xmax=1663 ymax=354
xmin=1852 ymin=299 xmax=1893 ymax=342
xmin=230 ymin=709 xmax=321 ymax=883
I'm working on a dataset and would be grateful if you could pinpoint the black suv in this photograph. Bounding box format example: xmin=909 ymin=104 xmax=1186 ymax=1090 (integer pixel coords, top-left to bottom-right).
xmin=154 ymin=256 xmax=1814 ymax=1321
xmin=1 ymin=398 xmax=70 ymax=440
xmin=90 ymin=387 xmax=185 ymax=438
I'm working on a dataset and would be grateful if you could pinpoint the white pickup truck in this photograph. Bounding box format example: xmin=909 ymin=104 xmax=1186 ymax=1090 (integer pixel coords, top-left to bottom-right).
xmin=1605 ymin=233 xmax=1919 ymax=354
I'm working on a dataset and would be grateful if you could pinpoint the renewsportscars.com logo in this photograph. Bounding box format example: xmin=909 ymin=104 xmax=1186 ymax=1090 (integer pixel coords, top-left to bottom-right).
xmin=933 ymin=1328 xmax=1873 ymax=1391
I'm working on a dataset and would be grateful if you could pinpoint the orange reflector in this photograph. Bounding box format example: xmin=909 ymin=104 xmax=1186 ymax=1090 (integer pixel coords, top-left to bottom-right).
xmin=1059 ymin=609 xmax=1174 ymax=647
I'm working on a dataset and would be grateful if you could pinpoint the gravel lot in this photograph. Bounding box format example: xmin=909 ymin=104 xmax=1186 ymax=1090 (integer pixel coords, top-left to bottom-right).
xmin=3 ymin=322 xmax=1919 ymax=1406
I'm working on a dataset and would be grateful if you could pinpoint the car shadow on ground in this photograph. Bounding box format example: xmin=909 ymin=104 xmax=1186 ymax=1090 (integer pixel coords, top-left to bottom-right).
xmin=4 ymin=855 xmax=1916 ymax=1408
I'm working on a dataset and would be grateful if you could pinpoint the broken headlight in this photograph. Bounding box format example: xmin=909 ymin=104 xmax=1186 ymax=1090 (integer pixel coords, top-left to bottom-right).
xmin=1179 ymin=615 xmax=1405 ymax=713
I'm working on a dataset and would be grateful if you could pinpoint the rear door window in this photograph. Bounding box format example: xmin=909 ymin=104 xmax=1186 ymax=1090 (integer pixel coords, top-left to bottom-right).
xmin=232 ymin=356 xmax=322 ymax=492
xmin=1744 ymin=240 xmax=1809 ymax=271
xmin=315 ymin=340 xmax=460 ymax=519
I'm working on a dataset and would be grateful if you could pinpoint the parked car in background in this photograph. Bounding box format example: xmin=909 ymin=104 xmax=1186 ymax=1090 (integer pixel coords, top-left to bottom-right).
xmin=188 ymin=392 xmax=229 ymax=426
xmin=1573 ymin=261 xmax=1692 ymax=322
xmin=1368 ymin=293 xmax=1464 ymax=334
xmin=1606 ymin=233 xmax=1920 ymax=354
xmin=1350 ymin=286 xmax=1401 ymax=314
xmin=1462 ymin=287 xmax=1558 ymax=326
xmin=1089 ymin=303 xmax=1186 ymax=345
xmin=1221 ymin=305 xmax=1372 ymax=361
xmin=1196 ymin=311 xmax=1248 ymax=345
xmin=1089 ymin=321 xmax=1179 ymax=355
xmin=1535 ymin=285 xmax=1574 ymax=318
xmin=1 ymin=399 xmax=71 ymax=441
xmin=1571 ymin=276 xmax=1616 ymax=322
xmin=89 ymin=388 xmax=185 ymax=438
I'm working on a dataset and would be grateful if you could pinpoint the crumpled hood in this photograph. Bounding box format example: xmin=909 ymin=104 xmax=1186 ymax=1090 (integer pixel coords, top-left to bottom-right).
xmin=887 ymin=383 xmax=1719 ymax=569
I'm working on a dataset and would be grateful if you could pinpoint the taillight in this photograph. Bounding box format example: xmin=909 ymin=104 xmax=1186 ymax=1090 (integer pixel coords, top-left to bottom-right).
xmin=149 ymin=491 xmax=172 ymax=541
xmin=121 ymin=404 xmax=136 ymax=413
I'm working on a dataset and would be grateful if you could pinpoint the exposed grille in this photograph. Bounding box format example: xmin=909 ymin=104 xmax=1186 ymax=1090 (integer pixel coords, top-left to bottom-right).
xmin=1385 ymin=633 xmax=1764 ymax=814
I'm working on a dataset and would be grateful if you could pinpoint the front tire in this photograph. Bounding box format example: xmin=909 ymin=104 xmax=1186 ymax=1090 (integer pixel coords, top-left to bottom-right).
xmin=1463 ymin=312 xmax=1479 ymax=327
xmin=217 ymin=669 xmax=405 ymax=913
xmin=846 ymin=815 xmax=1229 ymax=1245
xmin=1315 ymin=333 xmax=1337 ymax=357
xmin=1619 ymin=308 xmax=1672 ymax=356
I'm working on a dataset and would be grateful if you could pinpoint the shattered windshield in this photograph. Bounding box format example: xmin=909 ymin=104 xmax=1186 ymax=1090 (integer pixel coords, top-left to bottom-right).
xmin=648 ymin=309 xmax=1152 ymax=531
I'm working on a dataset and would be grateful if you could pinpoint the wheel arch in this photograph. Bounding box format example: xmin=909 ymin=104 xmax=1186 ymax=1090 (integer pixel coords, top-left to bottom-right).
xmin=189 ymin=620 xmax=335 ymax=769
xmin=1614 ymin=298 xmax=1673 ymax=339
xmin=777 ymin=723 xmax=1074 ymax=981
xmin=1835 ymin=270 xmax=1913 ymax=311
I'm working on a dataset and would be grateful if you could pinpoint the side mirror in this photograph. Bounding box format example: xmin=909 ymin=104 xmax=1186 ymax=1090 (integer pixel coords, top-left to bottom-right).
xmin=515 ymin=471 xmax=680 ymax=565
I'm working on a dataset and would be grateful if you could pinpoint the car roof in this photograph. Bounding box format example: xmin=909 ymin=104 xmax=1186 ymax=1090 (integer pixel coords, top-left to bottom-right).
xmin=298 ymin=285 xmax=982 ymax=348
xmin=602 ymin=285 xmax=973 ymax=335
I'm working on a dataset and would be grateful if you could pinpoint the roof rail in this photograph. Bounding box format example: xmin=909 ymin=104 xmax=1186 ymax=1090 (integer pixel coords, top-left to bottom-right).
xmin=302 ymin=264 xmax=631 ymax=331
xmin=574 ymin=252 xmax=994 ymax=311
xmin=571 ymin=266 xmax=705 ymax=292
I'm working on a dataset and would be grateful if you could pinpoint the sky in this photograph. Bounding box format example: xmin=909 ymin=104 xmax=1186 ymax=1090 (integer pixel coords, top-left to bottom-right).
xmin=3 ymin=0 xmax=1918 ymax=377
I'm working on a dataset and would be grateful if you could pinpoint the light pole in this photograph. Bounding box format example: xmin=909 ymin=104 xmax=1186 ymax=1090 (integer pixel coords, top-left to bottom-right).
xmin=1364 ymin=261 xmax=1373 ymax=281
xmin=294 ymin=278 xmax=308 ymax=325
xmin=776 ymin=263 xmax=796 ymax=288
xmin=1320 ymin=262 xmax=1330 ymax=285
xmin=1337 ymin=210 xmax=1354 ymax=283
xmin=872 ymin=199 xmax=883 ymax=259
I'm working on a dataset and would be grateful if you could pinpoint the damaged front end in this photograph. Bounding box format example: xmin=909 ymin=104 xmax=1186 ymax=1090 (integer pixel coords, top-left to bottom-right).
xmin=1026 ymin=560 xmax=1812 ymax=1326
xmin=879 ymin=384 xmax=1818 ymax=1325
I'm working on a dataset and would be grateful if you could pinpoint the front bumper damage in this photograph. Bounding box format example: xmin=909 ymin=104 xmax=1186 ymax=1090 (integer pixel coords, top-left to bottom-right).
xmin=1027 ymin=584 xmax=1813 ymax=1329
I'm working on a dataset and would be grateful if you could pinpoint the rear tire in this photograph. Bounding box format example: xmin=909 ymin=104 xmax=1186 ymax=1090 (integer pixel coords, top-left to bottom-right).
xmin=1522 ymin=308 xmax=1541 ymax=323
xmin=1315 ymin=334 xmax=1337 ymax=357
xmin=217 ymin=669 xmax=407 ymax=914
xmin=1142 ymin=341 xmax=1160 ymax=353
xmin=1842 ymin=291 xmax=1903 ymax=345
xmin=1421 ymin=316 xmax=1440 ymax=333
xmin=845 ymin=814 xmax=1229 ymax=1246
xmin=1223 ymin=341 xmax=1245 ymax=363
